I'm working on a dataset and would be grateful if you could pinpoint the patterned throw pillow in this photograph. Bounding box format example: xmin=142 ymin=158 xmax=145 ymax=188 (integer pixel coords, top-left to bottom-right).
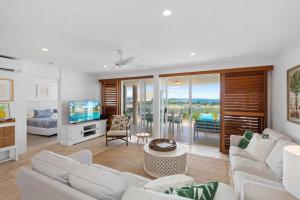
xmin=111 ymin=115 xmax=130 ymax=130
xmin=238 ymin=130 xmax=254 ymax=149
xmin=165 ymin=181 xmax=218 ymax=200
xmin=262 ymin=133 xmax=269 ymax=139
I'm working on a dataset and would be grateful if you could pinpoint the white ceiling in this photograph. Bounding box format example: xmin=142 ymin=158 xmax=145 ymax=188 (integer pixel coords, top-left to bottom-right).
xmin=1 ymin=0 xmax=300 ymax=74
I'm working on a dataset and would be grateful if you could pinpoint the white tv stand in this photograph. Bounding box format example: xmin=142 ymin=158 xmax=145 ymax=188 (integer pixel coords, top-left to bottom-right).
xmin=60 ymin=119 xmax=107 ymax=146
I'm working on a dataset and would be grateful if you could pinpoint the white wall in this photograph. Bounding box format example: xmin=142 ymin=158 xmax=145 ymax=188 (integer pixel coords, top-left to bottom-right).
xmin=60 ymin=68 xmax=100 ymax=125
xmin=27 ymin=79 xmax=58 ymax=117
xmin=1 ymin=59 xmax=100 ymax=155
xmin=272 ymin=37 xmax=300 ymax=143
xmin=0 ymin=60 xmax=60 ymax=154
xmin=27 ymin=79 xmax=58 ymax=101
xmin=96 ymin=54 xmax=274 ymax=79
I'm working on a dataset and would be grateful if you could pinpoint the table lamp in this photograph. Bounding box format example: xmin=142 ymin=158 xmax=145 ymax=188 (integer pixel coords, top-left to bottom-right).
xmin=283 ymin=145 xmax=300 ymax=198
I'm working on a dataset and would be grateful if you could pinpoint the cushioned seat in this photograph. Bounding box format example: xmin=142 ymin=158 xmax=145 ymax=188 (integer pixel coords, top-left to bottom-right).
xmin=106 ymin=115 xmax=131 ymax=146
xmin=107 ymin=130 xmax=127 ymax=136
xmin=230 ymin=156 xmax=280 ymax=182
xmin=233 ymin=171 xmax=282 ymax=199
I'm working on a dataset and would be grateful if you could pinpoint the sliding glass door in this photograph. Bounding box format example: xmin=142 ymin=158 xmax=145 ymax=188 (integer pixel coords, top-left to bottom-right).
xmin=191 ymin=74 xmax=220 ymax=147
xmin=122 ymin=78 xmax=153 ymax=135
xmin=160 ymin=74 xmax=220 ymax=147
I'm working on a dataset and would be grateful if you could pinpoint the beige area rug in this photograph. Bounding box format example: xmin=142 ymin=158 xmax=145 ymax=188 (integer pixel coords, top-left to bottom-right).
xmin=93 ymin=143 xmax=230 ymax=184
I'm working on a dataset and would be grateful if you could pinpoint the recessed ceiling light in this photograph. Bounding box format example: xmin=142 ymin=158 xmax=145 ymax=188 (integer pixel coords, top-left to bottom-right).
xmin=190 ymin=52 xmax=196 ymax=56
xmin=103 ymin=65 xmax=108 ymax=68
xmin=42 ymin=48 xmax=49 ymax=52
xmin=162 ymin=9 xmax=172 ymax=16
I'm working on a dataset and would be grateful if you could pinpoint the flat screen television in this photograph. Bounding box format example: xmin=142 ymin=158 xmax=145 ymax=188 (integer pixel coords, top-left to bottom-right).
xmin=69 ymin=101 xmax=100 ymax=124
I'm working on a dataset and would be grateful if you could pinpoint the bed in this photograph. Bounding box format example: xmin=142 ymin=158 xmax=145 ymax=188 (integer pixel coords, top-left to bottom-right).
xmin=27 ymin=109 xmax=57 ymax=136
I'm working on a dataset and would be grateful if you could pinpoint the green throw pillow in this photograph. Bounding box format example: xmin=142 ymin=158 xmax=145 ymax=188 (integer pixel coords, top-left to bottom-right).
xmin=238 ymin=130 xmax=254 ymax=149
xmin=165 ymin=181 xmax=219 ymax=200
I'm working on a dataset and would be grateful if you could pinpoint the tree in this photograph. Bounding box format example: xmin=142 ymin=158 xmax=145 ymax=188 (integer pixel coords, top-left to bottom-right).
xmin=290 ymin=70 xmax=300 ymax=111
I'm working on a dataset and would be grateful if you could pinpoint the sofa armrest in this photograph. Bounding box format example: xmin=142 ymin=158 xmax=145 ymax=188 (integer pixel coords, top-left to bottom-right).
xmin=68 ymin=150 xmax=92 ymax=165
xmin=241 ymin=181 xmax=297 ymax=200
xmin=230 ymin=135 xmax=243 ymax=146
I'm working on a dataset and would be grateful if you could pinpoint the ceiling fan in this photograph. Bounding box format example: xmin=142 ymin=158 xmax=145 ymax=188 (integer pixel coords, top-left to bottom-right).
xmin=102 ymin=49 xmax=147 ymax=70
xmin=114 ymin=49 xmax=135 ymax=68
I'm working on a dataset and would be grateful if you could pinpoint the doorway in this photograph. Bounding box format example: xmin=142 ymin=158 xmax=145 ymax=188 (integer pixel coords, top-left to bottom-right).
xmin=160 ymin=74 xmax=220 ymax=148
xmin=26 ymin=79 xmax=59 ymax=147
xmin=121 ymin=78 xmax=153 ymax=136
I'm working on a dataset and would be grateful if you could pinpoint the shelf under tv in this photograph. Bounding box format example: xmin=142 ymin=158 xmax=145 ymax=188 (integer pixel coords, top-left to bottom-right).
xmin=60 ymin=119 xmax=107 ymax=146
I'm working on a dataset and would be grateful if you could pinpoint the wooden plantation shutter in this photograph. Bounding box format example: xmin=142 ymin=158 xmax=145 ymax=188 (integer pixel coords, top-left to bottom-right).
xmin=100 ymin=79 xmax=121 ymax=119
xmin=221 ymin=70 xmax=269 ymax=153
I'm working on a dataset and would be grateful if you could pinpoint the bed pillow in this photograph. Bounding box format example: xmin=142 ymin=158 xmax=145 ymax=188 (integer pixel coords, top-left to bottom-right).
xmin=34 ymin=109 xmax=53 ymax=118
xmin=245 ymin=133 xmax=275 ymax=162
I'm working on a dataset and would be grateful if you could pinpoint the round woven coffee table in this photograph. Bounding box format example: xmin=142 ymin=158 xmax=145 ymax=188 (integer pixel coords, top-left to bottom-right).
xmin=144 ymin=144 xmax=187 ymax=178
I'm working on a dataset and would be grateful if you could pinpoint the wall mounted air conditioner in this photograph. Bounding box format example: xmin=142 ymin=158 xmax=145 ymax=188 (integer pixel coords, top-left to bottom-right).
xmin=0 ymin=55 xmax=22 ymax=72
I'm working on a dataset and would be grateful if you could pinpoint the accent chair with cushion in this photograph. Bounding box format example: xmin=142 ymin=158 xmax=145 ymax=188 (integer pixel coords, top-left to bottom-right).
xmin=106 ymin=115 xmax=131 ymax=146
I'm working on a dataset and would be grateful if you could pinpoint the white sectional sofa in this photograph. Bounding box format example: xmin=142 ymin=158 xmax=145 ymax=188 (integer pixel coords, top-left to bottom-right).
xmin=229 ymin=128 xmax=298 ymax=200
xmin=17 ymin=149 xmax=236 ymax=200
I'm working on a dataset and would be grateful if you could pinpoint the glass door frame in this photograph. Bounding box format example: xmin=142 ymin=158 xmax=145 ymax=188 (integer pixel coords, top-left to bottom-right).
xmin=160 ymin=76 xmax=193 ymax=144
xmin=121 ymin=78 xmax=154 ymax=135
xmin=160 ymin=74 xmax=220 ymax=146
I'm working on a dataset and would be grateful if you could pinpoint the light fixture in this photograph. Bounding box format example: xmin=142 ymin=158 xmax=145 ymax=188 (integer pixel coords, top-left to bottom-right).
xmin=190 ymin=52 xmax=196 ymax=56
xmin=163 ymin=9 xmax=172 ymax=16
xmin=174 ymin=81 xmax=181 ymax=85
xmin=103 ymin=65 xmax=108 ymax=68
xmin=42 ymin=48 xmax=49 ymax=52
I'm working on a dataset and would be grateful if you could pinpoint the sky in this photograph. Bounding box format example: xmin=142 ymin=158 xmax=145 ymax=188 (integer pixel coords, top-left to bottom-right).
xmin=168 ymin=83 xmax=220 ymax=99
xmin=126 ymin=83 xmax=220 ymax=99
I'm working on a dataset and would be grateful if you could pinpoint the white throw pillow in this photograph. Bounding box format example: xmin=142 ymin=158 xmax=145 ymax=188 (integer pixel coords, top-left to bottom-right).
xmin=266 ymin=139 xmax=296 ymax=179
xmin=245 ymin=133 xmax=275 ymax=162
xmin=122 ymin=187 xmax=189 ymax=200
xmin=31 ymin=150 xmax=80 ymax=184
xmin=69 ymin=164 xmax=127 ymax=200
xmin=144 ymin=174 xmax=195 ymax=192
xmin=262 ymin=128 xmax=291 ymax=143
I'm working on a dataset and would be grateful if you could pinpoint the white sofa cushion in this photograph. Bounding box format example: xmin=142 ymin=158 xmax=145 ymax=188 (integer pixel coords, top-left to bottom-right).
xmin=144 ymin=174 xmax=195 ymax=193
xmin=91 ymin=164 xmax=122 ymax=176
xmin=230 ymin=156 xmax=280 ymax=182
xmin=229 ymin=146 xmax=257 ymax=161
xmin=245 ymin=133 xmax=275 ymax=162
xmin=91 ymin=164 xmax=150 ymax=188
xmin=69 ymin=164 xmax=127 ymax=200
xmin=122 ymin=187 xmax=189 ymax=200
xmin=233 ymin=171 xmax=283 ymax=199
xmin=122 ymin=172 xmax=151 ymax=188
xmin=266 ymin=139 xmax=296 ymax=179
xmin=31 ymin=150 xmax=80 ymax=184
xmin=123 ymin=184 xmax=236 ymax=200
xmin=262 ymin=128 xmax=291 ymax=143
